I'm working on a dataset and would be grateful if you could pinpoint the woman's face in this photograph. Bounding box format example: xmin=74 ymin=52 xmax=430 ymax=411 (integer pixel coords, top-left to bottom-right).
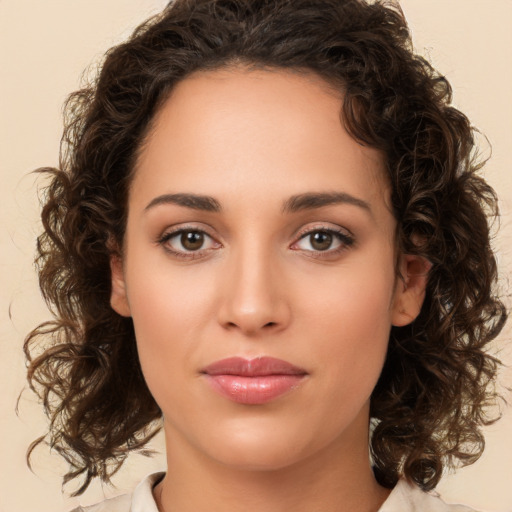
xmin=111 ymin=67 xmax=426 ymax=471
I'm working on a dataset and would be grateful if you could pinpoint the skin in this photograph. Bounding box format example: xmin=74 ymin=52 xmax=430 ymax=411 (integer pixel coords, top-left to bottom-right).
xmin=110 ymin=67 xmax=428 ymax=512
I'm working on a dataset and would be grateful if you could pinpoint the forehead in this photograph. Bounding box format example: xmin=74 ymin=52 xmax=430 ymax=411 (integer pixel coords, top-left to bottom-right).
xmin=132 ymin=66 xmax=390 ymax=212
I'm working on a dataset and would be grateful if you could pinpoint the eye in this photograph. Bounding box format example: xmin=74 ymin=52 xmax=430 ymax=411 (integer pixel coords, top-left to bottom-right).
xmin=292 ymin=228 xmax=354 ymax=255
xmin=158 ymin=228 xmax=220 ymax=257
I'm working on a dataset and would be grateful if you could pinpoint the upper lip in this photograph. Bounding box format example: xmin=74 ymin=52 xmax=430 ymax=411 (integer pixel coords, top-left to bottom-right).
xmin=201 ymin=356 xmax=308 ymax=377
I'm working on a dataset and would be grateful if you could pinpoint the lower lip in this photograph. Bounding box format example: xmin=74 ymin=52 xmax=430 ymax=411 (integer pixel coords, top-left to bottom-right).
xmin=205 ymin=375 xmax=305 ymax=405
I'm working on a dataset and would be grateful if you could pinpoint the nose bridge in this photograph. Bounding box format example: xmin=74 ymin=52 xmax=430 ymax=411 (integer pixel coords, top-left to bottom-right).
xmin=217 ymin=234 xmax=289 ymax=334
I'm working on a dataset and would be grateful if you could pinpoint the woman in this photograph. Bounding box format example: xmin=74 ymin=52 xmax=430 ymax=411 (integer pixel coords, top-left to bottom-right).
xmin=25 ymin=0 xmax=507 ymax=511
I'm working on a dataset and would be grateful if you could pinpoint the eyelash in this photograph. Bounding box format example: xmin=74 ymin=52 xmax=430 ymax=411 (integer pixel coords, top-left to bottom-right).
xmin=157 ymin=225 xmax=355 ymax=260
xmin=290 ymin=225 xmax=355 ymax=260
xmin=157 ymin=225 xmax=220 ymax=260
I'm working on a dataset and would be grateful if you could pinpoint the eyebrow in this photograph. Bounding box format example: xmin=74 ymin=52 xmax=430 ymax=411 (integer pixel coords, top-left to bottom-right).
xmin=145 ymin=193 xmax=221 ymax=212
xmin=144 ymin=191 xmax=371 ymax=215
xmin=282 ymin=192 xmax=371 ymax=214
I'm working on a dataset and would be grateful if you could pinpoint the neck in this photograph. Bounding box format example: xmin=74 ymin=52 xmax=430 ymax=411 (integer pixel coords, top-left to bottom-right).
xmin=154 ymin=419 xmax=390 ymax=512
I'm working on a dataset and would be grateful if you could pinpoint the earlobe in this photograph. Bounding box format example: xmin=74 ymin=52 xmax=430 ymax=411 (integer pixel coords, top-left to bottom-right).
xmin=110 ymin=253 xmax=131 ymax=317
xmin=391 ymin=254 xmax=431 ymax=327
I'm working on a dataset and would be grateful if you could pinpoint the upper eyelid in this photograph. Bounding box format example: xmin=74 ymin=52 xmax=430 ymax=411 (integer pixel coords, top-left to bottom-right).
xmin=156 ymin=226 xmax=220 ymax=254
xmin=156 ymin=229 xmax=346 ymax=258
xmin=159 ymin=223 xmax=351 ymax=236
xmin=293 ymin=223 xmax=353 ymax=240
xmin=159 ymin=223 xmax=218 ymax=239
xmin=158 ymin=227 xmax=220 ymax=258
xmin=290 ymin=225 xmax=355 ymax=252
xmin=157 ymin=223 xmax=354 ymax=248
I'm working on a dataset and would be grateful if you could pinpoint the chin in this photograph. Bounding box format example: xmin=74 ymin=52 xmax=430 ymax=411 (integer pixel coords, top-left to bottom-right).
xmin=197 ymin=420 xmax=321 ymax=472
xmin=212 ymin=444 xmax=305 ymax=473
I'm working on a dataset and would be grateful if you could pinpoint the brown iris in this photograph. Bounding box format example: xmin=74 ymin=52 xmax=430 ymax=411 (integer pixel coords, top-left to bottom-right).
xmin=310 ymin=231 xmax=333 ymax=251
xmin=181 ymin=231 xmax=205 ymax=250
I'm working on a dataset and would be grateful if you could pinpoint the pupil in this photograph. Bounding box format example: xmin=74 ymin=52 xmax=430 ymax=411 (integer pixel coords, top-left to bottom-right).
xmin=181 ymin=231 xmax=204 ymax=250
xmin=311 ymin=231 xmax=332 ymax=251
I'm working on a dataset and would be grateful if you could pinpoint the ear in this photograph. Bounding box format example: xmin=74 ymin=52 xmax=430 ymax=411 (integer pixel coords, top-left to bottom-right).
xmin=110 ymin=252 xmax=131 ymax=317
xmin=391 ymin=254 xmax=431 ymax=327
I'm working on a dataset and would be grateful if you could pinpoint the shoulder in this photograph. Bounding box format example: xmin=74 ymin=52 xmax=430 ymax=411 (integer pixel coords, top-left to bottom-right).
xmin=68 ymin=472 xmax=164 ymax=512
xmin=69 ymin=493 xmax=131 ymax=512
xmin=379 ymin=479 xmax=480 ymax=512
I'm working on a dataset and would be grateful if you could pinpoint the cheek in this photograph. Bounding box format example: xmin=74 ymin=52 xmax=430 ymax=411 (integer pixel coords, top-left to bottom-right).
xmin=126 ymin=250 xmax=214 ymax=335
xmin=298 ymin=259 xmax=395 ymax=398
xmin=123 ymin=258 xmax=213 ymax=392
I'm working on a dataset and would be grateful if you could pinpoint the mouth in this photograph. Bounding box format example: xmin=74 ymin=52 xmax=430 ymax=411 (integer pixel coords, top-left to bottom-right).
xmin=201 ymin=356 xmax=308 ymax=405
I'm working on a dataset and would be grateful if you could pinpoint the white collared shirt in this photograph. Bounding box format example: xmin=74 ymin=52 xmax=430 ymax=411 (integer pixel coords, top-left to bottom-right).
xmin=71 ymin=472 xmax=478 ymax=512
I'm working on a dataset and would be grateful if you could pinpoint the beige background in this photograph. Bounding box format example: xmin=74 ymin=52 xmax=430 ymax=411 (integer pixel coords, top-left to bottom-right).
xmin=1 ymin=1 xmax=511 ymax=511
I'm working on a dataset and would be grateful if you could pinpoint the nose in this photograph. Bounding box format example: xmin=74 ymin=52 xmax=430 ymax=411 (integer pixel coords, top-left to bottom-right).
xmin=216 ymin=242 xmax=291 ymax=336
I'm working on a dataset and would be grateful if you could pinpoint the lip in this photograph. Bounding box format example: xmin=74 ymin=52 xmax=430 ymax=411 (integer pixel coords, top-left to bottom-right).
xmin=201 ymin=357 xmax=308 ymax=405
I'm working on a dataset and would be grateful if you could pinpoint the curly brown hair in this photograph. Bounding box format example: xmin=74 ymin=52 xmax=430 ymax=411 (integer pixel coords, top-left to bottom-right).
xmin=25 ymin=0 xmax=507 ymax=496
